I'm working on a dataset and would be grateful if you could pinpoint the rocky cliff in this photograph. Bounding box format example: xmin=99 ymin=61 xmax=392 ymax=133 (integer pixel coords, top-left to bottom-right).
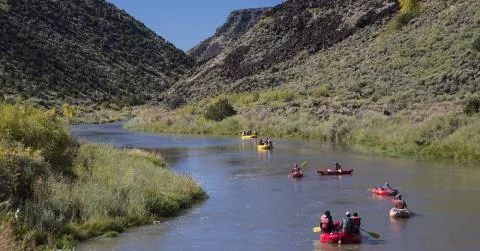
xmin=0 ymin=0 xmax=193 ymax=107
xmin=188 ymin=8 xmax=270 ymax=64
xmin=166 ymin=0 xmax=399 ymax=102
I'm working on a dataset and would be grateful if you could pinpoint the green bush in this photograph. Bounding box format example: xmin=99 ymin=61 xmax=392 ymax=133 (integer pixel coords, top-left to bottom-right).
xmin=473 ymin=35 xmax=480 ymax=51
xmin=204 ymin=99 xmax=237 ymax=121
xmin=463 ymin=96 xmax=480 ymax=115
xmin=389 ymin=0 xmax=420 ymax=30
xmin=0 ymin=104 xmax=74 ymax=175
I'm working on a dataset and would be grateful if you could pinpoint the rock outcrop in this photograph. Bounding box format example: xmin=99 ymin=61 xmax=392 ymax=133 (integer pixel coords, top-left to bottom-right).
xmin=188 ymin=8 xmax=270 ymax=64
xmin=167 ymin=0 xmax=399 ymax=102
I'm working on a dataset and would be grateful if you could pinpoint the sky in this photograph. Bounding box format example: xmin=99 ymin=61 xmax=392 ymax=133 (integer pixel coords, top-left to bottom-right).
xmin=108 ymin=0 xmax=283 ymax=51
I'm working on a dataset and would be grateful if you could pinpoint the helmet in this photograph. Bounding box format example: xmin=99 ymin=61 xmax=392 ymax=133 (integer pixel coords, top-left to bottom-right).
xmin=395 ymin=194 xmax=402 ymax=200
xmin=325 ymin=210 xmax=330 ymax=216
xmin=345 ymin=211 xmax=351 ymax=217
xmin=353 ymin=212 xmax=358 ymax=217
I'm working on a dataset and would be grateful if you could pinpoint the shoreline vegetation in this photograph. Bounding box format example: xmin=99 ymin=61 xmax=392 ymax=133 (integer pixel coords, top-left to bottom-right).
xmin=0 ymin=104 xmax=206 ymax=250
xmin=125 ymin=91 xmax=480 ymax=162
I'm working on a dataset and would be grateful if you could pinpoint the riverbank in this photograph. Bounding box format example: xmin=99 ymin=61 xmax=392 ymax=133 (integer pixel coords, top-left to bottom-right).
xmin=0 ymin=104 xmax=206 ymax=250
xmin=125 ymin=92 xmax=480 ymax=162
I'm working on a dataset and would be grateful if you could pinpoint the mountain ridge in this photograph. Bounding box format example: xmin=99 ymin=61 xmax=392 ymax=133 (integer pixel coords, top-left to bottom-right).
xmin=0 ymin=0 xmax=193 ymax=107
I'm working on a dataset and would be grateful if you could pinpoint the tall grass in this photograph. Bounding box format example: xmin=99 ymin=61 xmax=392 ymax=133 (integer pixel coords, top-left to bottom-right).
xmin=127 ymin=99 xmax=480 ymax=162
xmin=0 ymin=104 xmax=206 ymax=249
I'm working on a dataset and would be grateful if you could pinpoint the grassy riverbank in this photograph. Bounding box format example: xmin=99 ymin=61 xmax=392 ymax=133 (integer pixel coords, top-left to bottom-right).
xmin=126 ymin=91 xmax=480 ymax=162
xmin=0 ymin=104 xmax=206 ymax=250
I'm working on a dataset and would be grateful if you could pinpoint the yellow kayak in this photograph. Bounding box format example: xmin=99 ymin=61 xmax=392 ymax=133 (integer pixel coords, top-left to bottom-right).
xmin=241 ymin=135 xmax=257 ymax=139
xmin=258 ymin=144 xmax=273 ymax=150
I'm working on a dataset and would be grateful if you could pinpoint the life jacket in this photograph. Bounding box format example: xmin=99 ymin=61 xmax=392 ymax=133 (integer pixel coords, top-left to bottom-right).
xmin=341 ymin=216 xmax=352 ymax=233
xmin=320 ymin=215 xmax=332 ymax=232
xmin=394 ymin=199 xmax=406 ymax=209
xmin=351 ymin=217 xmax=361 ymax=233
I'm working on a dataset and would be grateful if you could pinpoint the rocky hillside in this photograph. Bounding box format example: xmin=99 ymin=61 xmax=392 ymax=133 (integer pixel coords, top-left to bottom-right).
xmin=0 ymin=0 xmax=193 ymax=107
xmin=166 ymin=0 xmax=479 ymax=114
xmin=167 ymin=0 xmax=399 ymax=102
xmin=188 ymin=8 xmax=270 ymax=64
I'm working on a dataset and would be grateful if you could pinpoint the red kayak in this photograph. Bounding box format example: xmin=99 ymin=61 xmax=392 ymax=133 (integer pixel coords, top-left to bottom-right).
xmin=317 ymin=169 xmax=353 ymax=175
xmin=320 ymin=232 xmax=362 ymax=244
xmin=372 ymin=187 xmax=398 ymax=196
xmin=289 ymin=170 xmax=304 ymax=178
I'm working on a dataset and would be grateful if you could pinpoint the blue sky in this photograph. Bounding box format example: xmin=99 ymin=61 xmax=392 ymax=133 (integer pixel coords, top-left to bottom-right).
xmin=108 ymin=0 xmax=283 ymax=51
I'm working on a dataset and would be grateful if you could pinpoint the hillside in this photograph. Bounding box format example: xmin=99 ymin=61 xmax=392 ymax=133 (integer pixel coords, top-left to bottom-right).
xmin=166 ymin=0 xmax=479 ymax=115
xmin=130 ymin=0 xmax=480 ymax=161
xmin=0 ymin=0 xmax=193 ymax=107
xmin=188 ymin=8 xmax=270 ymax=64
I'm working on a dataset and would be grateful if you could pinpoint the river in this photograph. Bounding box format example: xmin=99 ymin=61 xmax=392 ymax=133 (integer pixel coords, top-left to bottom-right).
xmin=72 ymin=122 xmax=480 ymax=251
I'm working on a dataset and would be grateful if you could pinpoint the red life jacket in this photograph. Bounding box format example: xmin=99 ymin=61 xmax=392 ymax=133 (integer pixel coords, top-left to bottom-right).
xmin=320 ymin=215 xmax=330 ymax=231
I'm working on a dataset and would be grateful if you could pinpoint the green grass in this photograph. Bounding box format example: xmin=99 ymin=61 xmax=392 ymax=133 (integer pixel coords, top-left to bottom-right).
xmin=0 ymin=104 xmax=206 ymax=249
xmin=127 ymin=96 xmax=480 ymax=162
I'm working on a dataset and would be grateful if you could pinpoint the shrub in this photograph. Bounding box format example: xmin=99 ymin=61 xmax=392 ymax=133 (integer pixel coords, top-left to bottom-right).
xmin=473 ymin=35 xmax=480 ymax=52
xmin=204 ymin=99 xmax=236 ymax=121
xmin=0 ymin=104 xmax=74 ymax=175
xmin=389 ymin=0 xmax=420 ymax=30
xmin=312 ymin=84 xmax=329 ymax=98
xmin=166 ymin=96 xmax=185 ymax=109
xmin=463 ymin=96 xmax=480 ymax=115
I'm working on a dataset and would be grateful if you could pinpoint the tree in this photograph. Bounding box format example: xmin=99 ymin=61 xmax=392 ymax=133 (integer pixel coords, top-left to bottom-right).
xmin=204 ymin=99 xmax=236 ymax=121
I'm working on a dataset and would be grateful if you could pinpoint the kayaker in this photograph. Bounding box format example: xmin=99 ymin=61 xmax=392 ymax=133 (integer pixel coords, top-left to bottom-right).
xmin=337 ymin=212 xmax=352 ymax=233
xmin=381 ymin=182 xmax=392 ymax=190
xmin=266 ymin=138 xmax=272 ymax=145
xmin=351 ymin=212 xmax=361 ymax=234
xmin=334 ymin=162 xmax=342 ymax=171
xmin=259 ymin=139 xmax=264 ymax=145
xmin=320 ymin=210 xmax=334 ymax=233
xmin=253 ymin=130 xmax=257 ymax=136
xmin=242 ymin=131 xmax=246 ymax=136
xmin=292 ymin=163 xmax=299 ymax=173
xmin=393 ymin=194 xmax=408 ymax=209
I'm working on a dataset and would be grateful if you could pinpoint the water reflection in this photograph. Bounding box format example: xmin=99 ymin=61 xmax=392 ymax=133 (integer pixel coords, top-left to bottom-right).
xmin=389 ymin=217 xmax=409 ymax=233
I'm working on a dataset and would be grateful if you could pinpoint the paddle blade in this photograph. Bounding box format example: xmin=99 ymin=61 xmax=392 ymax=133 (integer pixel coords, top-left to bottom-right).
xmin=300 ymin=161 xmax=308 ymax=168
xmin=367 ymin=231 xmax=380 ymax=239
xmin=313 ymin=226 xmax=321 ymax=233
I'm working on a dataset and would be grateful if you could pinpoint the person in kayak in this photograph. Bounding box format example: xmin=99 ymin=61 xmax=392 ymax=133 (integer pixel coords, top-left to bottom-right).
xmin=334 ymin=161 xmax=342 ymax=171
xmin=380 ymin=182 xmax=392 ymax=190
xmin=393 ymin=194 xmax=408 ymax=209
xmin=337 ymin=212 xmax=352 ymax=233
xmin=320 ymin=210 xmax=334 ymax=233
xmin=258 ymin=139 xmax=264 ymax=145
xmin=292 ymin=163 xmax=298 ymax=172
xmin=351 ymin=212 xmax=361 ymax=234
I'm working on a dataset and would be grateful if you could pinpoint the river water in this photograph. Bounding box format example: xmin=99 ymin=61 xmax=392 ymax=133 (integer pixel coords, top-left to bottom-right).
xmin=72 ymin=122 xmax=480 ymax=251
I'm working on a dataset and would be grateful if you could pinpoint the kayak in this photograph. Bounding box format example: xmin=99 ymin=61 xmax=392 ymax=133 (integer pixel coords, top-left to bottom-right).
xmin=258 ymin=144 xmax=273 ymax=150
xmin=289 ymin=170 xmax=303 ymax=178
xmin=317 ymin=169 xmax=353 ymax=175
xmin=389 ymin=207 xmax=410 ymax=218
xmin=320 ymin=232 xmax=362 ymax=244
xmin=241 ymin=134 xmax=257 ymax=139
xmin=372 ymin=187 xmax=398 ymax=196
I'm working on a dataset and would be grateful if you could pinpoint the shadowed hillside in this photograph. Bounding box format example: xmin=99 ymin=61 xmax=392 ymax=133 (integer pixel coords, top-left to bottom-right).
xmin=0 ymin=0 xmax=193 ymax=107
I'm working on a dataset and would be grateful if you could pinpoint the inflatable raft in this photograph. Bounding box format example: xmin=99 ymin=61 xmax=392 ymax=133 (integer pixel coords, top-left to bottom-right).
xmin=389 ymin=207 xmax=410 ymax=218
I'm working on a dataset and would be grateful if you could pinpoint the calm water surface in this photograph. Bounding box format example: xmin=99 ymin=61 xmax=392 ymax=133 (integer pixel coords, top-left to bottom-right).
xmin=72 ymin=122 xmax=480 ymax=251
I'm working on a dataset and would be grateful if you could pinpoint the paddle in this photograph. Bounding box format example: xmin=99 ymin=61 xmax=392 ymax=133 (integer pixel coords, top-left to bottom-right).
xmin=360 ymin=228 xmax=380 ymax=239
xmin=300 ymin=161 xmax=308 ymax=168
xmin=312 ymin=226 xmax=321 ymax=233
